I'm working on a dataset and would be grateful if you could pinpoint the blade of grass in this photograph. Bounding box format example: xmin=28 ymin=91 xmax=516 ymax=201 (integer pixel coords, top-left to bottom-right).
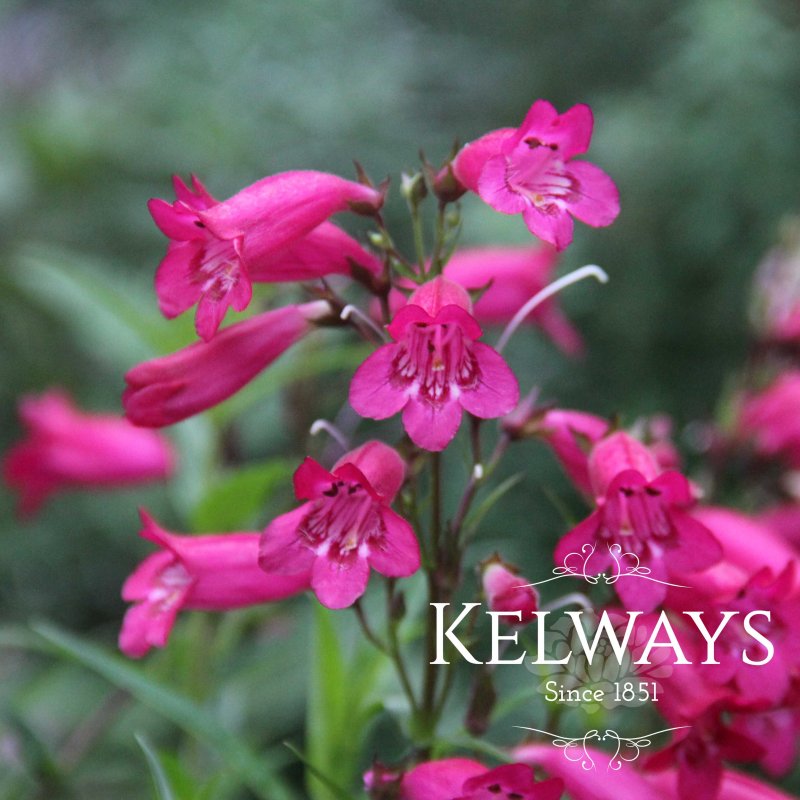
xmin=30 ymin=622 xmax=299 ymax=800
xmin=135 ymin=733 xmax=177 ymax=800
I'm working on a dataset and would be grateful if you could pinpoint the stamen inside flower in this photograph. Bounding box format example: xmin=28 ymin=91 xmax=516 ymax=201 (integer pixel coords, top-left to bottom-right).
xmin=299 ymin=480 xmax=386 ymax=563
xmin=392 ymin=322 xmax=479 ymax=404
xmin=149 ymin=562 xmax=192 ymax=612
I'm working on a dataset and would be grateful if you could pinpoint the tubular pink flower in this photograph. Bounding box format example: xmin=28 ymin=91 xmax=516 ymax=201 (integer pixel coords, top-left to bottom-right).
xmin=453 ymin=100 xmax=620 ymax=250
xmin=349 ymin=276 xmax=520 ymax=452
xmin=247 ymin=220 xmax=381 ymax=282
xmin=119 ymin=510 xmax=310 ymax=658
xmin=123 ymin=300 xmax=331 ymax=427
xmin=516 ymin=744 xmax=798 ymax=800
xmin=760 ymin=503 xmax=800 ymax=547
xmin=259 ymin=441 xmax=419 ymax=609
xmin=645 ymin=713 xmax=764 ymax=800
xmin=555 ymin=432 xmax=722 ymax=612
xmin=514 ymin=744 xmax=663 ymax=800
xmin=647 ymin=766 xmax=800 ymax=800
xmin=691 ymin=564 xmax=800 ymax=707
xmin=150 ymin=172 xmax=382 ymax=341
xmin=750 ymin=228 xmax=800 ymax=346
xmin=481 ymin=557 xmax=539 ymax=624
xmin=443 ymin=245 xmax=584 ymax=355
xmin=398 ymin=758 xmax=564 ymax=800
xmin=673 ymin=507 xmax=800 ymax=601
xmin=2 ymin=390 xmax=174 ymax=516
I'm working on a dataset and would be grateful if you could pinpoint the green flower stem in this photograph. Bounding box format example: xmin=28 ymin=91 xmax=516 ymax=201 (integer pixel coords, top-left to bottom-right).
xmin=450 ymin=430 xmax=512 ymax=546
xmin=429 ymin=201 xmax=448 ymax=276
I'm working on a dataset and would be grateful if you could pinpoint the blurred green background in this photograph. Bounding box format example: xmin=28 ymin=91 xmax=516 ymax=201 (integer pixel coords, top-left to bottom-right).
xmin=1 ymin=0 xmax=799 ymax=797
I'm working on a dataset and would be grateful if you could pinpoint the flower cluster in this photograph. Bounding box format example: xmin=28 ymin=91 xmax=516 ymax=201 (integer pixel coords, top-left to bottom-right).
xmin=7 ymin=98 xmax=798 ymax=800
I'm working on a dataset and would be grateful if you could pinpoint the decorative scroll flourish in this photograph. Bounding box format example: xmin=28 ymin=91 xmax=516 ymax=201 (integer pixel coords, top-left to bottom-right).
xmin=515 ymin=726 xmax=690 ymax=771
xmin=519 ymin=543 xmax=690 ymax=589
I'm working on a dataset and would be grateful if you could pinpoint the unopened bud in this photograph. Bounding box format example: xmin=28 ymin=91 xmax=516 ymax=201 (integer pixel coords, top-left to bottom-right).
xmin=400 ymin=171 xmax=428 ymax=208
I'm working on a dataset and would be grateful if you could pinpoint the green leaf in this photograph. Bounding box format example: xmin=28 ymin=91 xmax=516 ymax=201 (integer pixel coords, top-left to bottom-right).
xmin=191 ymin=459 xmax=293 ymax=532
xmin=283 ymin=742 xmax=350 ymax=800
xmin=29 ymin=622 xmax=299 ymax=800
xmin=0 ymin=709 xmax=71 ymax=797
xmin=306 ymin=607 xmax=386 ymax=800
xmin=135 ymin=733 xmax=177 ymax=800
xmin=10 ymin=245 xmax=182 ymax=361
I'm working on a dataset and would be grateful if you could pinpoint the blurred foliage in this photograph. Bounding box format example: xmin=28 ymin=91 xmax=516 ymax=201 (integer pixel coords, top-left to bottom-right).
xmin=1 ymin=0 xmax=799 ymax=797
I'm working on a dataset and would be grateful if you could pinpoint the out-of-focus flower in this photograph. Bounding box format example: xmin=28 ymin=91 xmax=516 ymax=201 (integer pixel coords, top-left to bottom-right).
xmin=647 ymin=764 xmax=800 ymax=800
xmin=735 ymin=371 xmax=800 ymax=468
xmin=760 ymin=504 xmax=800 ymax=547
xmin=3 ymin=390 xmax=174 ymax=515
xmin=443 ymin=245 xmax=583 ymax=355
xmin=554 ymin=432 xmax=722 ymax=612
xmin=452 ymin=100 xmax=619 ymax=250
xmin=119 ymin=510 xmax=310 ymax=658
xmin=350 ymin=276 xmax=519 ymax=451
xmin=516 ymin=744 xmax=796 ymax=800
xmin=646 ymin=712 xmax=763 ymax=800
xmin=397 ymin=758 xmax=563 ymax=800
xmin=123 ymin=300 xmax=332 ymax=427
xmin=696 ymin=564 xmax=800 ymax=706
xmin=259 ymin=441 xmax=419 ymax=609
xmin=150 ymin=172 xmax=383 ymax=340
xmin=749 ymin=218 xmax=800 ymax=345
xmin=514 ymin=743 xmax=663 ymax=800
xmin=481 ymin=556 xmax=539 ymax=623
xmin=670 ymin=507 xmax=800 ymax=601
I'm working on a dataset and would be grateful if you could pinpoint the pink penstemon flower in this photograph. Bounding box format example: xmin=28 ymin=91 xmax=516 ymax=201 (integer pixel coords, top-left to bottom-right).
xmin=481 ymin=556 xmax=539 ymax=624
xmin=349 ymin=276 xmax=519 ymax=452
xmin=150 ymin=172 xmax=383 ymax=341
xmin=2 ymin=389 xmax=174 ymax=516
xmin=259 ymin=441 xmax=420 ymax=609
xmin=119 ymin=510 xmax=311 ymax=658
xmin=123 ymin=299 xmax=333 ymax=427
xmin=554 ymin=431 xmax=722 ymax=612
xmin=515 ymin=743 xmax=797 ymax=800
xmin=693 ymin=563 xmax=800 ymax=706
xmin=453 ymin=99 xmax=620 ymax=250
xmin=735 ymin=370 xmax=800 ymax=468
xmin=379 ymin=758 xmax=564 ymax=800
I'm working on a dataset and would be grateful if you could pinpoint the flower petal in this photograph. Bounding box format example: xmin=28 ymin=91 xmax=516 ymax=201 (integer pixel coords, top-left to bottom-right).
xmin=402 ymin=397 xmax=463 ymax=452
xmin=477 ymin=155 xmax=529 ymax=215
xmin=458 ymin=342 xmax=519 ymax=419
xmin=521 ymin=203 xmax=575 ymax=251
xmin=311 ymin=553 xmax=370 ymax=609
xmin=259 ymin=505 xmax=315 ymax=574
xmin=566 ymin=160 xmax=620 ymax=228
xmin=368 ymin=509 xmax=420 ymax=578
xmin=349 ymin=344 xmax=409 ymax=420
xmin=452 ymin=128 xmax=514 ymax=192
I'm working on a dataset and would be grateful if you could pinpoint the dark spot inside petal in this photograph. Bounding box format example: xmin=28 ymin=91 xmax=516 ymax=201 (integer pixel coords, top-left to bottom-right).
xmin=524 ymin=137 xmax=543 ymax=149
xmin=194 ymin=220 xmax=206 ymax=228
xmin=620 ymin=487 xmax=635 ymax=497
xmin=508 ymin=793 xmax=524 ymax=799
xmin=323 ymin=484 xmax=338 ymax=497
xmin=487 ymin=785 xmax=502 ymax=794
xmin=645 ymin=487 xmax=661 ymax=496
